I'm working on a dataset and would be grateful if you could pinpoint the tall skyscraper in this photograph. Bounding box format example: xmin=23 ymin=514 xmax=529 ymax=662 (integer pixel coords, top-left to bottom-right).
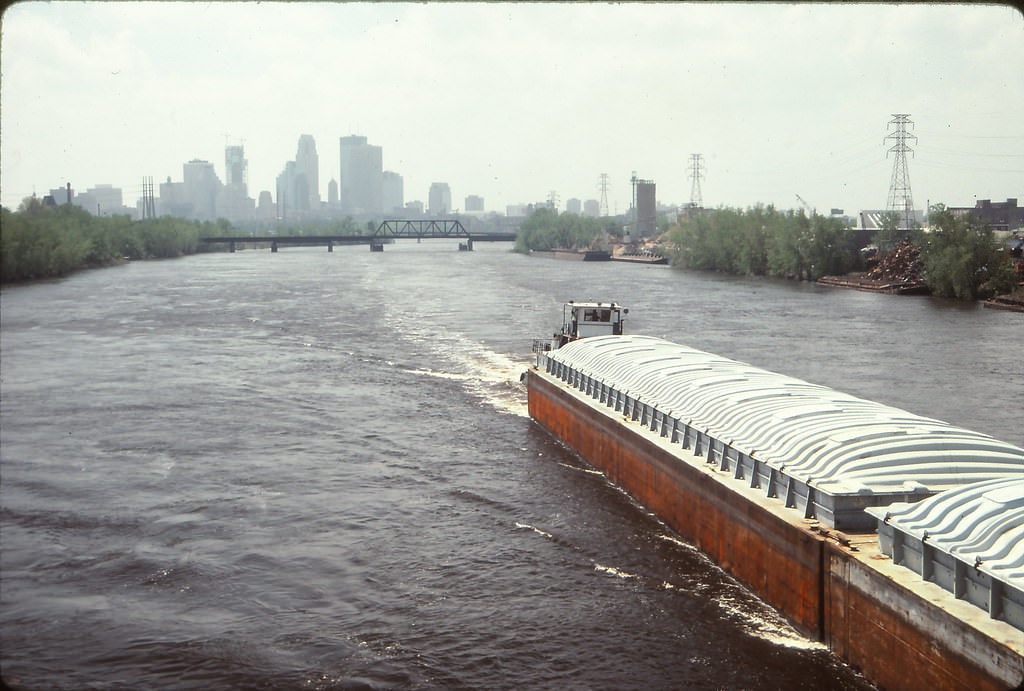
xmin=339 ymin=135 xmax=383 ymax=215
xmin=428 ymin=182 xmax=451 ymax=216
xmin=276 ymin=160 xmax=297 ymax=219
xmin=382 ymin=171 xmax=404 ymax=214
xmin=183 ymin=159 xmax=221 ymax=220
xmin=295 ymin=134 xmax=320 ymax=209
xmin=225 ymin=145 xmax=247 ymax=192
xmin=220 ymin=144 xmax=252 ymax=222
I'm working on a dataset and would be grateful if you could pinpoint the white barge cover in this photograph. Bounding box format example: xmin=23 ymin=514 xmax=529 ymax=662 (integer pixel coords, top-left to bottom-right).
xmin=867 ymin=478 xmax=1024 ymax=631
xmin=543 ymin=335 xmax=1024 ymax=530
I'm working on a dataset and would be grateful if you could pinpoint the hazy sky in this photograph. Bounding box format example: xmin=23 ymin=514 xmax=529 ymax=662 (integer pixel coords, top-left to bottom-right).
xmin=2 ymin=2 xmax=1022 ymax=215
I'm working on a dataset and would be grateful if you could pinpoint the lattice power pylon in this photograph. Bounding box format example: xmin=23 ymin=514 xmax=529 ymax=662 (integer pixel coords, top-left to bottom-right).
xmin=598 ymin=173 xmax=610 ymax=217
xmin=688 ymin=153 xmax=705 ymax=209
xmin=885 ymin=114 xmax=917 ymax=229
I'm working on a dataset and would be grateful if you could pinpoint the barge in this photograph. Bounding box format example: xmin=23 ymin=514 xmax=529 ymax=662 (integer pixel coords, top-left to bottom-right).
xmin=525 ymin=302 xmax=1024 ymax=691
xmin=529 ymin=248 xmax=612 ymax=261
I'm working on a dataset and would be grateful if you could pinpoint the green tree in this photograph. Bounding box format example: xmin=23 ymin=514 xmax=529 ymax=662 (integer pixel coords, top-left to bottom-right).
xmin=514 ymin=208 xmax=604 ymax=253
xmin=920 ymin=204 xmax=1015 ymax=299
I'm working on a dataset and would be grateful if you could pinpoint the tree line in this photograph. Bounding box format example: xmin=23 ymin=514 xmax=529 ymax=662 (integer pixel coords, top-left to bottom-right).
xmin=663 ymin=204 xmax=1017 ymax=299
xmin=1 ymin=198 xmax=232 ymax=283
xmin=664 ymin=204 xmax=859 ymax=280
xmin=513 ymin=207 xmax=613 ymax=253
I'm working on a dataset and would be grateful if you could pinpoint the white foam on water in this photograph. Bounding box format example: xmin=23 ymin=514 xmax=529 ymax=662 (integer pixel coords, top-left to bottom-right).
xmin=384 ymin=309 xmax=530 ymax=417
xmin=654 ymin=534 xmax=825 ymax=650
xmin=594 ymin=563 xmax=640 ymax=580
xmin=713 ymin=594 xmax=827 ymax=650
xmin=556 ymin=462 xmax=604 ymax=476
xmin=514 ymin=522 xmax=553 ymax=538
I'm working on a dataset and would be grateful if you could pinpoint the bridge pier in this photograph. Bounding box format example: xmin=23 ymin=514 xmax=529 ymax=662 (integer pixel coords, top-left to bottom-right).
xmin=370 ymin=241 xmax=384 ymax=252
xmin=328 ymin=241 xmax=333 ymax=252
xmin=229 ymin=241 xmax=236 ymax=253
xmin=272 ymin=241 xmax=278 ymax=253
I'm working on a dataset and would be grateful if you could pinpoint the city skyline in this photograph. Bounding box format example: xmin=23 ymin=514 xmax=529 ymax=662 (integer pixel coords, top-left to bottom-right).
xmin=2 ymin=3 xmax=1022 ymax=215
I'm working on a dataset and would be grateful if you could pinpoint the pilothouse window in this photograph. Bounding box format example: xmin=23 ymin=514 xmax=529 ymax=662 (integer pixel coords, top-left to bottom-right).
xmin=583 ymin=309 xmax=612 ymax=323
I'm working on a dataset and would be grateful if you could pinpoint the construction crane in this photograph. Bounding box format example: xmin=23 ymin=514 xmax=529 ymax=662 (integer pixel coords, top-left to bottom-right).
xmin=795 ymin=194 xmax=815 ymax=217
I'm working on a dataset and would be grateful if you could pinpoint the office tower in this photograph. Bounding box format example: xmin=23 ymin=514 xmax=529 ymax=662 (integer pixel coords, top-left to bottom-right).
xmin=276 ymin=161 xmax=297 ymax=219
xmin=225 ymin=145 xmax=247 ymax=192
xmin=295 ymin=134 xmax=320 ymax=209
xmin=339 ymin=135 xmax=383 ymax=215
xmin=220 ymin=144 xmax=252 ymax=221
xmin=183 ymin=159 xmax=221 ymax=220
xmin=465 ymin=195 xmax=484 ymax=212
xmin=428 ymin=182 xmax=451 ymax=216
xmin=382 ymin=171 xmax=404 ymax=214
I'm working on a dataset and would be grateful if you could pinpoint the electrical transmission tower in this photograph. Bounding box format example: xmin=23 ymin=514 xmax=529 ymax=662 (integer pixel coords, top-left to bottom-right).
xmin=141 ymin=176 xmax=156 ymax=219
xmin=884 ymin=114 xmax=917 ymax=229
xmin=688 ymin=154 xmax=705 ymax=209
xmin=598 ymin=173 xmax=610 ymax=217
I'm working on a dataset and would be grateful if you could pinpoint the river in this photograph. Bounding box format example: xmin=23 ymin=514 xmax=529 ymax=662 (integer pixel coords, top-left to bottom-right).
xmin=2 ymin=241 xmax=1021 ymax=690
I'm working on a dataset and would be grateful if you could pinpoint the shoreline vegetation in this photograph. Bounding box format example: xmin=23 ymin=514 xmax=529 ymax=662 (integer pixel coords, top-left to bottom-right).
xmin=1 ymin=199 xmax=224 ymax=284
xmin=3 ymin=199 xmax=1020 ymax=306
xmin=512 ymin=203 xmax=1022 ymax=305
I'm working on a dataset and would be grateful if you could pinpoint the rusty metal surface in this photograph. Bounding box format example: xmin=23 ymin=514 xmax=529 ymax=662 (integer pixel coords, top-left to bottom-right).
xmin=527 ymin=368 xmax=1024 ymax=691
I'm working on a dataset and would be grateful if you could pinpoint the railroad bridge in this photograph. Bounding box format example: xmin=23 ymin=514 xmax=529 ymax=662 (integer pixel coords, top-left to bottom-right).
xmin=200 ymin=219 xmax=516 ymax=253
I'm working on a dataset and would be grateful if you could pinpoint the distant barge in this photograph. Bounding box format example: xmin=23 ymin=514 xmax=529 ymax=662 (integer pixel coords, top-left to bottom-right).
xmin=525 ymin=301 xmax=1023 ymax=691
xmin=610 ymin=250 xmax=668 ymax=265
xmin=529 ymin=249 xmax=611 ymax=261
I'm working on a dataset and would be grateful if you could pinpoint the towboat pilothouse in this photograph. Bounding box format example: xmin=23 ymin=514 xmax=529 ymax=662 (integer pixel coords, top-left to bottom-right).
xmin=535 ymin=301 xmax=627 ymax=353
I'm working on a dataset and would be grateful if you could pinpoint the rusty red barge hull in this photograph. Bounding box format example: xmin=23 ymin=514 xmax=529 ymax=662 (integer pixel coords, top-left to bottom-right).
xmin=526 ymin=368 xmax=1024 ymax=691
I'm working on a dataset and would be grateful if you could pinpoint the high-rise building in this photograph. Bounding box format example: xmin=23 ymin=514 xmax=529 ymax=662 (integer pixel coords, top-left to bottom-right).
xmin=225 ymin=145 xmax=247 ymax=192
xmin=339 ymin=135 xmax=382 ymax=215
xmin=257 ymin=190 xmax=275 ymax=220
xmin=274 ymin=135 xmax=321 ymax=219
xmin=276 ymin=160 xmax=297 ymax=219
xmin=183 ymin=159 xmax=221 ymax=220
xmin=295 ymin=134 xmax=320 ymax=209
xmin=382 ymin=171 xmax=404 ymax=214
xmin=583 ymin=199 xmax=600 ymax=217
xmin=465 ymin=195 xmax=484 ymax=212
xmin=565 ymin=198 xmax=582 ymax=215
xmin=428 ymin=182 xmax=451 ymax=216
xmin=327 ymin=179 xmax=339 ymax=207
xmin=220 ymin=144 xmax=252 ymax=221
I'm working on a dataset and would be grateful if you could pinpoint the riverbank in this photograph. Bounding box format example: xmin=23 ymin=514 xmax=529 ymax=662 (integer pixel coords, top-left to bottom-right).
xmin=815 ymin=274 xmax=929 ymax=295
xmin=985 ymin=292 xmax=1024 ymax=312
